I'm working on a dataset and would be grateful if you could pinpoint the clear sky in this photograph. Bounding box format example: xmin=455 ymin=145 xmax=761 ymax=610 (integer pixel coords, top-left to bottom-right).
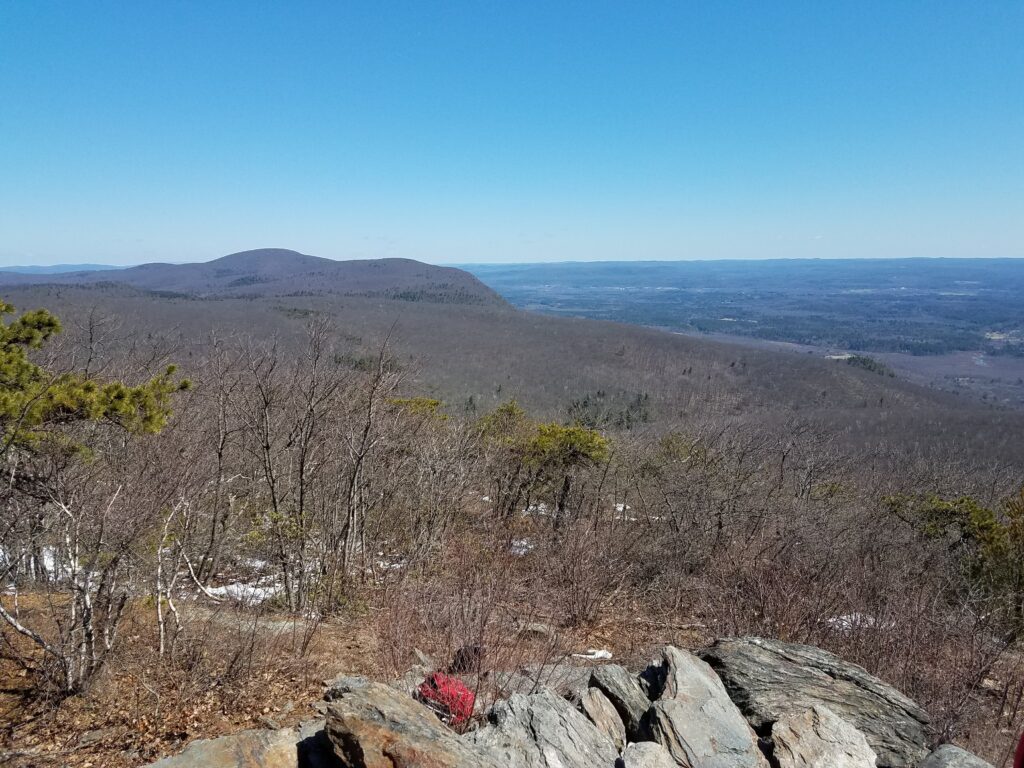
xmin=1 ymin=1 xmax=1022 ymax=265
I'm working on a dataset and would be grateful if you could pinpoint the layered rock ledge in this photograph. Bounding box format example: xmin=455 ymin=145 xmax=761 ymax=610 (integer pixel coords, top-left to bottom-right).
xmin=147 ymin=636 xmax=994 ymax=768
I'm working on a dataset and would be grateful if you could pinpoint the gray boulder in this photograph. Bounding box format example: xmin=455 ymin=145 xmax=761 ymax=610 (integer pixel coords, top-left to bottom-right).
xmin=387 ymin=664 xmax=432 ymax=696
xmin=466 ymin=688 xmax=619 ymax=768
xmin=145 ymin=720 xmax=333 ymax=768
xmin=495 ymin=661 xmax=593 ymax=698
xmin=324 ymin=675 xmax=498 ymax=768
xmin=590 ymin=664 xmax=651 ymax=740
xmin=618 ymin=741 xmax=678 ymax=768
xmin=145 ymin=727 xmax=301 ymax=768
xmin=920 ymin=745 xmax=994 ymax=768
xmin=463 ymin=661 xmax=592 ymax=715
xmin=571 ymin=686 xmax=626 ymax=750
xmin=637 ymin=646 xmax=768 ymax=768
xmin=640 ymin=699 xmax=769 ymax=768
xmin=414 ymin=647 xmax=439 ymax=669
xmin=701 ymin=637 xmax=930 ymax=768
xmin=771 ymin=705 xmax=876 ymax=768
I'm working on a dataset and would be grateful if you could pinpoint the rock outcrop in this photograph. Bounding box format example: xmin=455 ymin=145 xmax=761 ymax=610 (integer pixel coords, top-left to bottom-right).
xmin=324 ymin=676 xmax=498 ymax=768
xmin=146 ymin=728 xmax=302 ymax=768
xmin=147 ymin=720 xmax=333 ymax=768
xmin=919 ymin=744 xmax=996 ymax=768
xmin=571 ymin=686 xmax=627 ymax=751
xmin=638 ymin=646 xmax=768 ymax=768
xmin=465 ymin=688 xmax=620 ymax=768
xmin=495 ymin=662 xmax=593 ymax=699
xmin=771 ymin=705 xmax=876 ymax=768
xmin=145 ymin=637 xmax=996 ymax=768
xmin=700 ymin=636 xmax=930 ymax=768
xmin=589 ymin=664 xmax=651 ymax=741
xmin=618 ymin=741 xmax=678 ymax=768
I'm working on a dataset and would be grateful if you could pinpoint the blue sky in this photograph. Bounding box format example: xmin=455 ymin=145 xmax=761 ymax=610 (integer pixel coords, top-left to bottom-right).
xmin=1 ymin=1 xmax=1021 ymax=265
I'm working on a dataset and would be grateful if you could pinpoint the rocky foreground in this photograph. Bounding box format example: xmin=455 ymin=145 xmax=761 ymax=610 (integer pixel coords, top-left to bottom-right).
xmin=148 ymin=636 xmax=993 ymax=768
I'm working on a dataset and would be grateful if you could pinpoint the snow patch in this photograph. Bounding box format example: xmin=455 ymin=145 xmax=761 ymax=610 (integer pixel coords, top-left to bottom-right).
xmin=206 ymin=581 xmax=281 ymax=605
xmin=510 ymin=539 xmax=534 ymax=556
xmin=573 ymin=649 xmax=612 ymax=660
xmin=824 ymin=613 xmax=894 ymax=632
xmin=613 ymin=503 xmax=637 ymax=522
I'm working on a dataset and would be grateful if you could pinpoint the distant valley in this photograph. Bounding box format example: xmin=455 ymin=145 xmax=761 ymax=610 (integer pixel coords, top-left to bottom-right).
xmin=465 ymin=259 xmax=1024 ymax=407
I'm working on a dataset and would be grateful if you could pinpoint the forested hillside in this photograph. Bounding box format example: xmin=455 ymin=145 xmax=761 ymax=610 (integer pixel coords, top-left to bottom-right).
xmin=3 ymin=278 xmax=1023 ymax=465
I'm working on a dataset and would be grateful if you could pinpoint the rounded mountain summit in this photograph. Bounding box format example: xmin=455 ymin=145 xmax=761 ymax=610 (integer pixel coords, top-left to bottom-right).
xmin=0 ymin=248 xmax=505 ymax=305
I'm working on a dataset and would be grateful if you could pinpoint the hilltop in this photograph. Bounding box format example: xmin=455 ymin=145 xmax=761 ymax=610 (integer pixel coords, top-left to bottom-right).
xmin=0 ymin=248 xmax=505 ymax=305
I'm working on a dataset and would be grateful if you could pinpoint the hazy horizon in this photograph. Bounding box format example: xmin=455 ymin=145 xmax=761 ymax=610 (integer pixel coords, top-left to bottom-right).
xmin=3 ymin=252 xmax=1024 ymax=272
xmin=2 ymin=3 xmax=1022 ymax=266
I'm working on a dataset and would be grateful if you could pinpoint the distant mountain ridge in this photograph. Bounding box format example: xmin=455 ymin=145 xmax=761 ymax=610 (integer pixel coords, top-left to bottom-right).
xmin=0 ymin=249 xmax=504 ymax=305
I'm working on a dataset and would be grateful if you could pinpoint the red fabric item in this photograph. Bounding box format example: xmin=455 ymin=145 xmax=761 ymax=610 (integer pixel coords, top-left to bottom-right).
xmin=1015 ymin=731 xmax=1024 ymax=768
xmin=417 ymin=672 xmax=475 ymax=726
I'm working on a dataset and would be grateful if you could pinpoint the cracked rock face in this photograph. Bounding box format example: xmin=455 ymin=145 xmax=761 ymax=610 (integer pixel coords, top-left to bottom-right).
xmin=637 ymin=646 xmax=769 ymax=768
xmin=771 ymin=705 xmax=876 ymax=768
xmin=700 ymin=637 xmax=930 ymax=768
xmin=571 ymin=686 xmax=627 ymax=751
xmin=589 ymin=664 xmax=651 ymax=741
xmin=465 ymin=688 xmax=620 ymax=768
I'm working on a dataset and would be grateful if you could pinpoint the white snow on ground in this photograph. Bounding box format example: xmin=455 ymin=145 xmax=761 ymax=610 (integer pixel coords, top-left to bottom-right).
xmin=573 ymin=649 xmax=612 ymax=660
xmin=1 ymin=546 xmax=75 ymax=579
xmin=824 ymin=613 xmax=894 ymax=632
xmin=613 ymin=503 xmax=637 ymax=522
xmin=523 ymin=502 xmax=549 ymax=516
xmin=206 ymin=581 xmax=282 ymax=605
xmin=374 ymin=551 xmax=407 ymax=571
xmin=510 ymin=539 xmax=534 ymax=556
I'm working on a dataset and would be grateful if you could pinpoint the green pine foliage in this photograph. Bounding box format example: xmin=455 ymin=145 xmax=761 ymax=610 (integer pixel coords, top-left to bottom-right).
xmin=888 ymin=488 xmax=1024 ymax=635
xmin=0 ymin=300 xmax=189 ymax=454
xmin=479 ymin=400 xmax=609 ymax=467
xmin=845 ymin=354 xmax=895 ymax=377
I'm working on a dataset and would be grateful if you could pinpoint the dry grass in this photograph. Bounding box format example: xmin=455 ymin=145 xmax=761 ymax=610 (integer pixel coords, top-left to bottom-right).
xmin=0 ymin=596 xmax=380 ymax=768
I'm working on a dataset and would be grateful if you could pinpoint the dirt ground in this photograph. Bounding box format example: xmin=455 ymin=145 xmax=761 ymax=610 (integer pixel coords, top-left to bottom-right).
xmin=0 ymin=588 xmax=713 ymax=768
xmin=0 ymin=601 xmax=380 ymax=768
